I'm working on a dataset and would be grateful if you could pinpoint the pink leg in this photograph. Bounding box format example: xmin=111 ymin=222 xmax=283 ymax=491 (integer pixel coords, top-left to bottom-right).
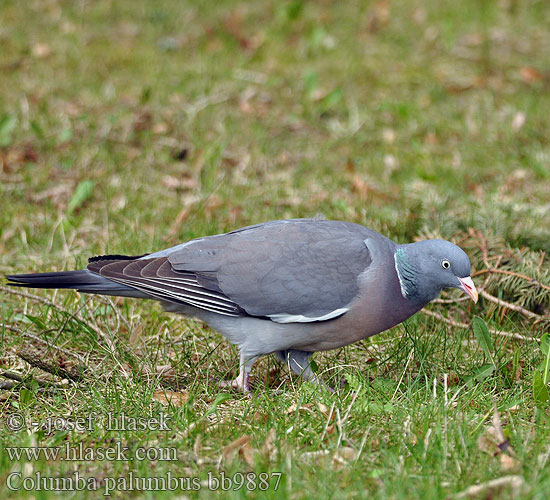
xmin=220 ymin=368 xmax=250 ymax=392
xmin=219 ymin=353 xmax=256 ymax=394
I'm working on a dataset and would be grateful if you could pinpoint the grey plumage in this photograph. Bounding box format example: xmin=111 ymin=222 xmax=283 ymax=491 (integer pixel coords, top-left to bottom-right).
xmin=5 ymin=219 xmax=478 ymax=392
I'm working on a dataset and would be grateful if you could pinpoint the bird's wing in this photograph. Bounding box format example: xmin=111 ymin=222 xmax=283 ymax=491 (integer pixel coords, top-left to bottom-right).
xmin=87 ymin=220 xmax=382 ymax=323
xmin=87 ymin=256 xmax=244 ymax=316
xmin=167 ymin=219 xmax=378 ymax=322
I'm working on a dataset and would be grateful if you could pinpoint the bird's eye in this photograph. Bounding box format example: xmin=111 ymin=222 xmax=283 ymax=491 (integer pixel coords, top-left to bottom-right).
xmin=441 ymin=259 xmax=451 ymax=270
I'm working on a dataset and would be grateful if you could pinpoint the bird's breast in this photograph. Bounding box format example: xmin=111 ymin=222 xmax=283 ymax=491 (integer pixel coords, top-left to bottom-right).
xmin=296 ymin=256 xmax=423 ymax=352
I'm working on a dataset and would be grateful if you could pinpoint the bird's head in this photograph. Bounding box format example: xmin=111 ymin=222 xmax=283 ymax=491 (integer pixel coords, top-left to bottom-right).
xmin=394 ymin=239 xmax=478 ymax=305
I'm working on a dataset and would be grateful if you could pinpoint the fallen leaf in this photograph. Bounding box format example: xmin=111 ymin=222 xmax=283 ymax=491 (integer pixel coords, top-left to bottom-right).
xmin=153 ymin=364 xmax=181 ymax=385
xmin=133 ymin=111 xmax=153 ymax=132
xmin=31 ymin=184 xmax=72 ymax=203
xmin=261 ymin=428 xmax=277 ymax=460
xmin=445 ymin=77 xmax=487 ymax=94
xmin=317 ymin=402 xmax=329 ymax=417
xmin=383 ymin=154 xmax=399 ymax=171
xmin=500 ymin=453 xmax=520 ymax=473
xmin=520 ymin=66 xmax=545 ymax=84
xmin=223 ymin=10 xmax=264 ymax=52
xmin=367 ymin=0 xmax=390 ymax=33
xmin=128 ymin=325 xmax=143 ymax=346
xmin=286 ymin=403 xmax=315 ymax=415
xmin=477 ymin=426 xmax=501 ymax=455
xmin=477 ymin=406 xmax=519 ymax=474
xmin=162 ymin=175 xmax=198 ymax=190
xmin=240 ymin=441 xmax=256 ymax=467
xmin=152 ymin=390 xmax=189 ymax=407
xmin=382 ymin=128 xmax=395 ymax=143
xmin=153 ymin=122 xmax=169 ymax=134
xmin=32 ymin=43 xmax=51 ymax=58
xmin=412 ymin=8 xmax=426 ymax=24
xmin=424 ymin=131 xmax=438 ymax=145
xmin=222 ymin=435 xmax=251 ymax=462
xmin=454 ymin=475 xmax=525 ymax=499
xmin=4 ymin=144 xmax=38 ymax=169
xmin=155 ymin=365 xmax=174 ymax=376
xmin=335 ymin=446 xmax=357 ymax=461
xmin=460 ymin=32 xmax=483 ymax=47
xmin=332 ymin=447 xmax=358 ymax=469
xmin=511 ymin=112 xmax=526 ymax=132
xmin=351 ymin=175 xmax=371 ymax=200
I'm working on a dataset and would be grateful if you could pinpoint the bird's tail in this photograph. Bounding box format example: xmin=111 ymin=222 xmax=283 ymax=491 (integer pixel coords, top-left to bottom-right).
xmin=5 ymin=270 xmax=145 ymax=298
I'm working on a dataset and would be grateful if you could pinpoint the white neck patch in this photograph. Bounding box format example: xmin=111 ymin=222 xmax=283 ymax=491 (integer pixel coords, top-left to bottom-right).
xmin=394 ymin=252 xmax=409 ymax=299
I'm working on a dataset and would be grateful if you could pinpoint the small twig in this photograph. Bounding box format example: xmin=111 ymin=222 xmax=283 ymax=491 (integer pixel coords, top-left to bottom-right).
xmin=433 ymin=295 xmax=472 ymax=304
xmin=472 ymin=269 xmax=550 ymax=291
xmin=474 ymin=229 xmax=491 ymax=268
xmin=3 ymin=284 xmax=118 ymax=348
xmin=422 ymin=309 xmax=469 ymax=329
xmin=4 ymin=283 xmax=126 ymax=362
xmin=480 ymin=289 xmax=548 ymax=321
xmin=17 ymin=349 xmax=87 ymax=382
xmin=537 ymin=252 xmax=546 ymax=274
xmin=106 ymin=296 xmax=133 ymax=334
xmin=78 ymin=297 xmax=120 ymax=354
xmin=1 ymin=371 xmax=25 ymax=382
xmin=0 ymin=381 xmax=19 ymax=390
xmin=1 ymin=284 xmax=58 ymax=309
xmin=421 ymin=309 xmax=536 ymax=341
xmin=1 ymin=370 xmax=61 ymax=389
xmin=2 ymin=324 xmax=87 ymax=363
xmin=2 ymin=371 xmax=55 ymax=388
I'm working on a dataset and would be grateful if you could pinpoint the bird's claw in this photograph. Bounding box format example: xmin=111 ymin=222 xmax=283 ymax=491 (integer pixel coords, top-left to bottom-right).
xmin=219 ymin=372 xmax=251 ymax=397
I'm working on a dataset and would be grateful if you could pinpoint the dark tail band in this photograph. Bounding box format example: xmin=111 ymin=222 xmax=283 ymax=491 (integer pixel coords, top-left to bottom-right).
xmin=5 ymin=270 xmax=144 ymax=297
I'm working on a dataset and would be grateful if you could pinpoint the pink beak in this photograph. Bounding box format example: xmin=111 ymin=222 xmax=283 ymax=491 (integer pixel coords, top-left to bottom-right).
xmin=458 ymin=276 xmax=478 ymax=303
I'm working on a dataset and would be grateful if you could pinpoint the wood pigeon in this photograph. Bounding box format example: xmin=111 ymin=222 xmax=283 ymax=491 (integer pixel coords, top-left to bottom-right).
xmin=6 ymin=219 xmax=478 ymax=392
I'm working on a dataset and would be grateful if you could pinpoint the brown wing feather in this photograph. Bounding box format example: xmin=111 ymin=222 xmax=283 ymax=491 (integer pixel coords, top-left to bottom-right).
xmin=87 ymin=257 xmax=242 ymax=316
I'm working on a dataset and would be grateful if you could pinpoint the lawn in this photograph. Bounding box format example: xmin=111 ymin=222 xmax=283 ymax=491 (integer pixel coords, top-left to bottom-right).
xmin=1 ymin=0 xmax=549 ymax=498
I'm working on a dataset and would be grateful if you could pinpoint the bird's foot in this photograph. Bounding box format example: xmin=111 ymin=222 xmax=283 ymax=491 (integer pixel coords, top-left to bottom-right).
xmin=219 ymin=371 xmax=251 ymax=396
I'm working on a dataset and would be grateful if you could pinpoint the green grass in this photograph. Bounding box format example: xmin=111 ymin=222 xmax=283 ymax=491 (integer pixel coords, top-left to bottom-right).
xmin=1 ymin=0 xmax=549 ymax=498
